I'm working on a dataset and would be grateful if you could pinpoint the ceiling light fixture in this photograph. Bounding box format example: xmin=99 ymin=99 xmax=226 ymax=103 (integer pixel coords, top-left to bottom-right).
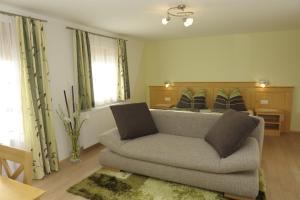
xmin=162 ymin=4 xmax=194 ymax=27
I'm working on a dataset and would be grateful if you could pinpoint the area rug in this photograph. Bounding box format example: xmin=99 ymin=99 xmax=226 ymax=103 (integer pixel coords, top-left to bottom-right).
xmin=68 ymin=168 xmax=266 ymax=200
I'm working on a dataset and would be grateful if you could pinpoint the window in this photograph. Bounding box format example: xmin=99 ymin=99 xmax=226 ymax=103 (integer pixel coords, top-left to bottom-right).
xmin=0 ymin=15 xmax=24 ymax=148
xmin=89 ymin=34 xmax=118 ymax=106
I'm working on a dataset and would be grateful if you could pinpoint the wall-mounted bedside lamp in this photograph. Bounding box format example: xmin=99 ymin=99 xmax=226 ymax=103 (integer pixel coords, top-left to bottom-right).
xmin=258 ymin=80 xmax=269 ymax=88
xmin=164 ymin=81 xmax=172 ymax=88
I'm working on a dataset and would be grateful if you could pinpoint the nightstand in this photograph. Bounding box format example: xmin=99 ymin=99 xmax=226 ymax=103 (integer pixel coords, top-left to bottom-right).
xmin=255 ymin=108 xmax=283 ymax=136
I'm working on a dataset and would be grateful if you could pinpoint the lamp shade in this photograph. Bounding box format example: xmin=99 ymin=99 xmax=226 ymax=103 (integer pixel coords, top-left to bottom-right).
xmin=183 ymin=17 xmax=193 ymax=27
xmin=162 ymin=17 xmax=170 ymax=25
xmin=258 ymin=80 xmax=269 ymax=88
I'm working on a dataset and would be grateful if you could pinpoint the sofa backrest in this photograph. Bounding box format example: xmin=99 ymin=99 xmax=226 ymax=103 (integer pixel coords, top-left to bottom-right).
xmin=150 ymin=109 xmax=264 ymax=154
xmin=151 ymin=109 xmax=219 ymax=138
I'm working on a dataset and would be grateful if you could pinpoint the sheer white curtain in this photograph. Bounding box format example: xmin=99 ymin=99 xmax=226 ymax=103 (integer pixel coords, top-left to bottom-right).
xmin=0 ymin=14 xmax=24 ymax=148
xmin=89 ymin=34 xmax=118 ymax=106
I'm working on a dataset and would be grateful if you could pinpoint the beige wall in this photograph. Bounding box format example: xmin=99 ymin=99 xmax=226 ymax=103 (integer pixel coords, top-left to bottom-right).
xmin=142 ymin=30 xmax=300 ymax=131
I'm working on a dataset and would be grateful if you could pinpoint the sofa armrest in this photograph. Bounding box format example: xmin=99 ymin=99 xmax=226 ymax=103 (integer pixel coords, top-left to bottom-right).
xmin=99 ymin=127 xmax=118 ymax=137
xmin=249 ymin=116 xmax=264 ymax=159
xmin=99 ymin=127 xmax=128 ymax=152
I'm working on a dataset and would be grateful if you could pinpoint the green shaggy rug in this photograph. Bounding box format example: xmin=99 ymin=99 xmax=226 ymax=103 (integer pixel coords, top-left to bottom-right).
xmin=68 ymin=169 xmax=266 ymax=200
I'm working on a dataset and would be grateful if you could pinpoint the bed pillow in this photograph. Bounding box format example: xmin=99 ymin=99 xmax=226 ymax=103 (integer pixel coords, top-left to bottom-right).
xmin=213 ymin=89 xmax=228 ymax=109
xmin=205 ymin=109 xmax=259 ymax=158
xmin=110 ymin=103 xmax=158 ymax=140
xmin=193 ymin=90 xmax=207 ymax=109
xmin=176 ymin=88 xmax=193 ymax=108
xmin=229 ymin=89 xmax=247 ymax=111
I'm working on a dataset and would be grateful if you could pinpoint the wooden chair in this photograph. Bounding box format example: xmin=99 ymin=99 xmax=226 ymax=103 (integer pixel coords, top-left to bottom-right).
xmin=0 ymin=144 xmax=33 ymax=185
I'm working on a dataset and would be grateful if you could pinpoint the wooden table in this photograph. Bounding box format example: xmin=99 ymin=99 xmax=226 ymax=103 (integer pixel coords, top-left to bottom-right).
xmin=0 ymin=176 xmax=45 ymax=200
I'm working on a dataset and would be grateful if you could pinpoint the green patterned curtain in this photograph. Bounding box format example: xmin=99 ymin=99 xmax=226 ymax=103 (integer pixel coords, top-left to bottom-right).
xmin=16 ymin=17 xmax=59 ymax=179
xmin=74 ymin=30 xmax=94 ymax=110
xmin=117 ymin=39 xmax=130 ymax=101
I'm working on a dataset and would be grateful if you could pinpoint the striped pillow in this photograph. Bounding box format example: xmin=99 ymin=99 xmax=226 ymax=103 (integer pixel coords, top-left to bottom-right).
xmin=213 ymin=89 xmax=229 ymax=109
xmin=229 ymin=89 xmax=247 ymax=111
xmin=193 ymin=90 xmax=207 ymax=109
xmin=176 ymin=88 xmax=193 ymax=108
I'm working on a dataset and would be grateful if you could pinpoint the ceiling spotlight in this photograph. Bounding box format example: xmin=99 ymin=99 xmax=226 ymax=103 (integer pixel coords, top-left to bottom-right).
xmin=161 ymin=4 xmax=194 ymax=27
xmin=162 ymin=16 xmax=171 ymax=25
xmin=183 ymin=17 xmax=193 ymax=27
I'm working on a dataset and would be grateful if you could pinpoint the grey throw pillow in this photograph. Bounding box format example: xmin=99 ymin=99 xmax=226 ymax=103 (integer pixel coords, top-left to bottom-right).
xmin=110 ymin=103 xmax=158 ymax=140
xmin=205 ymin=109 xmax=259 ymax=158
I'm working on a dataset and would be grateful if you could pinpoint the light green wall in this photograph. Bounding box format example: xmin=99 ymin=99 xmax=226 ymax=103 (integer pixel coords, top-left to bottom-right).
xmin=142 ymin=30 xmax=300 ymax=131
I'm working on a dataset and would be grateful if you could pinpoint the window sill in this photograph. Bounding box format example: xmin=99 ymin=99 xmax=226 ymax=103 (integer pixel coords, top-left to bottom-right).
xmin=81 ymin=101 xmax=124 ymax=114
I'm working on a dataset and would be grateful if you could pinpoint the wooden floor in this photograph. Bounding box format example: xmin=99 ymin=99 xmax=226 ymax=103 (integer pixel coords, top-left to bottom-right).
xmin=261 ymin=133 xmax=300 ymax=200
xmin=33 ymin=145 xmax=104 ymax=200
xmin=33 ymin=133 xmax=300 ymax=200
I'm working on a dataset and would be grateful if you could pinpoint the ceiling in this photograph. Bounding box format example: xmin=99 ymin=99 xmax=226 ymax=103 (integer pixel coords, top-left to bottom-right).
xmin=1 ymin=0 xmax=300 ymax=39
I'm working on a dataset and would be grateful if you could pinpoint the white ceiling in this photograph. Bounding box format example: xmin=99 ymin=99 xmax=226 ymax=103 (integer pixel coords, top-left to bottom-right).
xmin=1 ymin=0 xmax=300 ymax=39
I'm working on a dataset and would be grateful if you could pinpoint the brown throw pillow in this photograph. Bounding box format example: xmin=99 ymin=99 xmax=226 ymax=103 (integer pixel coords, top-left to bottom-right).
xmin=110 ymin=103 xmax=158 ymax=140
xmin=205 ymin=109 xmax=259 ymax=158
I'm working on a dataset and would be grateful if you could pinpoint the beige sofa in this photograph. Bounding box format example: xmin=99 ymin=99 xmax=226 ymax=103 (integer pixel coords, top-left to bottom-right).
xmin=99 ymin=109 xmax=264 ymax=198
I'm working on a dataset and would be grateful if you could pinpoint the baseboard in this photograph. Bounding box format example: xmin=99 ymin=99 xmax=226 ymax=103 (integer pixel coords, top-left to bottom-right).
xmin=59 ymin=143 xmax=104 ymax=164
xmin=82 ymin=143 xmax=104 ymax=152
xmin=289 ymin=131 xmax=300 ymax=134
xmin=224 ymin=193 xmax=254 ymax=200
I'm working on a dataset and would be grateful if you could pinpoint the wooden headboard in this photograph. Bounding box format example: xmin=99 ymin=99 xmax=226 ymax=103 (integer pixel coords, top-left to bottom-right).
xmin=149 ymin=82 xmax=294 ymax=132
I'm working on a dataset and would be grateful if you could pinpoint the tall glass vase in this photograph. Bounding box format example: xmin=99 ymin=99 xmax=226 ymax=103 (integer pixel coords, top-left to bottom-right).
xmin=70 ymin=135 xmax=80 ymax=163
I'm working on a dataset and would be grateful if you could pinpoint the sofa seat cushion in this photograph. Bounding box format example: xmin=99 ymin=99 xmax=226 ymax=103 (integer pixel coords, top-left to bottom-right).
xmin=99 ymin=130 xmax=260 ymax=174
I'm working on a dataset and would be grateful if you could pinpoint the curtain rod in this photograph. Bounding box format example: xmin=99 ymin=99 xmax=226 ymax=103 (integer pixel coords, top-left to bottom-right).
xmin=0 ymin=10 xmax=47 ymax=22
xmin=66 ymin=26 xmax=127 ymax=41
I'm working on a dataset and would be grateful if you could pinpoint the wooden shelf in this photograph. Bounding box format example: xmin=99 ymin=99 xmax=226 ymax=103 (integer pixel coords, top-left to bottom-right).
xmin=265 ymin=124 xmax=280 ymax=130
xmin=255 ymin=108 xmax=283 ymax=136
xmin=264 ymin=121 xmax=281 ymax=125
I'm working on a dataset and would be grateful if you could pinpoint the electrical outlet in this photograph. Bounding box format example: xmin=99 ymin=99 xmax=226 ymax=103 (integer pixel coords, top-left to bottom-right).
xmin=164 ymin=97 xmax=171 ymax=102
xmin=260 ymin=99 xmax=269 ymax=105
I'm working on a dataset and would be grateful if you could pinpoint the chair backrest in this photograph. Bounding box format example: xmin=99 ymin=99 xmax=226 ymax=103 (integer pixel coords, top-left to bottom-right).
xmin=0 ymin=144 xmax=33 ymax=185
